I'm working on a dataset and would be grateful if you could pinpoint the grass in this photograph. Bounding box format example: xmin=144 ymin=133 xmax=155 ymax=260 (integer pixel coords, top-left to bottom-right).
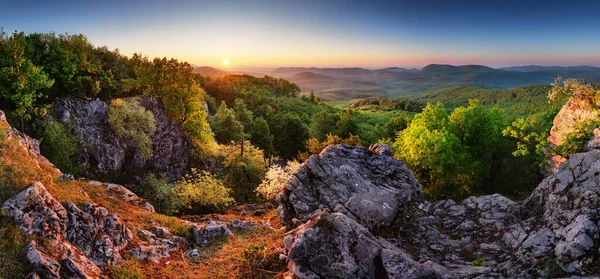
xmin=103 ymin=226 xmax=285 ymax=279
xmin=0 ymin=211 xmax=32 ymax=278
xmin=139 ymin=214 xmax=193 ymax=239
xmin=0 ymin=120 xmax=287 ymax=279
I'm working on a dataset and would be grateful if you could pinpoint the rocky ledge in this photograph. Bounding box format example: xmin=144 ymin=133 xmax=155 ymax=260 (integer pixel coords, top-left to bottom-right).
xmin=278 ymin=143 xmax=600 ymax=279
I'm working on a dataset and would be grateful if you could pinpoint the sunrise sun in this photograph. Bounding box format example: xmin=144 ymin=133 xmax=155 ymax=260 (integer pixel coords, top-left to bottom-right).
xmin=222 ymin=58 xmax=229 ymax=65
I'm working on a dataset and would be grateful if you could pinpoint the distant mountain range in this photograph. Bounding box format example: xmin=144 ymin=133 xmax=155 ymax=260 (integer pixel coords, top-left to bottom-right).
xmin=195 ymin=64 xmax=600 ymax=102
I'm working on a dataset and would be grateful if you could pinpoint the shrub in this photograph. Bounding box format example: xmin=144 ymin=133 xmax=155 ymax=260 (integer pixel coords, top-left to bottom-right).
xmin=175 ymin=168 xmax=234 ymax=213
xmin=256 ymin=160 xmax=301 ymax=202
xmin=39 ymin=121 xmax=80 ymax=175
xmin=136 ymin=173 xmax=179 ymax=215
xmin=107 ymin=99 xmax=156 ymax=159
xmin=221 ymin=142 xmax=266 ymax=203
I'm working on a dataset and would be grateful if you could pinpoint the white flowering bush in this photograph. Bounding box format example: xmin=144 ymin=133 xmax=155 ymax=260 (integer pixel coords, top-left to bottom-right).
xmin=256 ymin=161 xmax=301 ymax=202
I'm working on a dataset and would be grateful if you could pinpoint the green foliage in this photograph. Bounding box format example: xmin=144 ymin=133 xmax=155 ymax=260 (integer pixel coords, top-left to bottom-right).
xmin=0 ymin=31 xmax=54 ymax=120
xmin=137 ymin=173 xmax=178 ymax=215
xmin=450 ymin=100 xmax=504 ymax=180
xmin=211 ymin=102 xmax=243 ymax=144
xmin=39 ymin=120 xmax=80 ymax=175
xmin=548 ymin=77 xmax=600 ymax=108
xmin=300 ymin=134 xmax=361 ymax=161
xmin=555 ymin=118 xmax=600 ymax=157
xmin=309 ymin=110 xmax=339 ymax=141
xmin=411 ymin=84 xmax=558 ymax=117
xmin=0 ymin=211 xmax=31 ymax=278
xmin=220 ymin=142 xmax=266 ymax=203
xmin=473 ymin=257 xmax=486 ymax=267
xmin=256 ymin=160 xmax=301 ymax=202
xmin=250 ymin=117 xmax=274 ymax=158
xmin=385 ymin=114 xmax=412 ymax=138
xmin=233 ymin=99 xmax=254 ymax=136
xmin=336 ymin=109 xmax=359 ymax=138
xmin=503 ymin=109 xmax=557 ymax=159
xmin=107 ymin=99 xmax=156 ymax=159
xmin=175 ymin=168 xmax=234 ymax=213
xmin=126 ymin=55 xmax=217 ymax=157
xmin=349 ymin=97 xmax=423 ymax=113
xmin=394 ymin=102 xmax=507 ymax=200
xmin=273 ymin=113 xmax=310 ymax=159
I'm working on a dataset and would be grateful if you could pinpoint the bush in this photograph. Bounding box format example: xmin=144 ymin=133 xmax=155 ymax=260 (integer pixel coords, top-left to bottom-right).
xmin=175 ymin=168 xmax=234 ymax=213
xmin=256 ymin=161 xmax=301 ymax=202
xmin=221 ymin=142 xmax=266 ymax=203
xmin=107 ymin=99 xmax=156 ymax=159
xmin=39 ymin=121 xmax=80 ymax=175
xmin=136 ymin=173 xmax=178 ymax=215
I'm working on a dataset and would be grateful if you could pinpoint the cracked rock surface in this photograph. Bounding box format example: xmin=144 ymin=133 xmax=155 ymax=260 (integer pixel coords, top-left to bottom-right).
xmin=278 ymin=143 xmax=600 ymax=279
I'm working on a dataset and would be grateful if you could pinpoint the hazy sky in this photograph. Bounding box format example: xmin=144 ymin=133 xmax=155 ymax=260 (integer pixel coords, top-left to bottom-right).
xmin=2 ymin=0 xmax=600 ymax=68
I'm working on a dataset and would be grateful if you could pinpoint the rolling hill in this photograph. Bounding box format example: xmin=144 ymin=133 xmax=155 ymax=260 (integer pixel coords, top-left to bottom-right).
xmin=263 ymin=64 xmax=600 ymax=102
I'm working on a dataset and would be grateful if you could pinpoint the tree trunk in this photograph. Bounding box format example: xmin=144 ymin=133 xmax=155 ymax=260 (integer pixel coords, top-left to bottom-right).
xmin=240 ymin=137 xmax=244 ymax=157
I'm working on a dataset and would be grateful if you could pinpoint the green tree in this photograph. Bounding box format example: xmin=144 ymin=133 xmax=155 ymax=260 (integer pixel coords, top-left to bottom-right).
xmin=0 ymin=31 xmax=54 ymax=123
xmin=394 ymin=103 xmax=476 ymax=200
xmin=210 ymin=102 xmax=243 ymax=144
xmin=125 ymin=55 xmax=216 ymax=157
xmin=309 ymin=110 xmax=339 ymax=141
xmin=385 ymin=114 xmax=411 ymax=138
xmin=449 ymin=100 xmax=504 ymax=181
xmin=220 ymin=142 xmax=266 ymax=203
xmin=251 ymin=117 xmax=274 ymax=161
xmin=336 ymin=109 xmax=359 ymax=138
xmin=274 ymin=113 xmax=310 ymax=159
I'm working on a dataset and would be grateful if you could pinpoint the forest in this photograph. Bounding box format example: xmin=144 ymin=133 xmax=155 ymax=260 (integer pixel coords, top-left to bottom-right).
xmin=0 ymin=29 xmax=596 ymax=215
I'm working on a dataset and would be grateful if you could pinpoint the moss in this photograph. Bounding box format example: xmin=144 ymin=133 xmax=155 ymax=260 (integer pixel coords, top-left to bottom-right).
xmin=473 ymin=257 xmax=486 ymax=267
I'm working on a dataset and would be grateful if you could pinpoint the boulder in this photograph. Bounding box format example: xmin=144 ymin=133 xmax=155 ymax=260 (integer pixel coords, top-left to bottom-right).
xmin=192 ymin=221 xmax=233 ymax=246
xmin=547 ymin=98 xmax=598 ymax=171
xmin=26 ymin=241 xmax=61 ymax=279
xmin=279 ymin=144 xmax=600 ymax=278
xmin=277 ymin=143 xmax=422 ymax=230
xmin=2 ymin=182 xmax=135 ymax=277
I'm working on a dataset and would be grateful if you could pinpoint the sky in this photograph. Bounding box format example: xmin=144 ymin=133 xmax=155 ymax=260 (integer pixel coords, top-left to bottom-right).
xmin=2 ymin=0 xmax=600 ymax=68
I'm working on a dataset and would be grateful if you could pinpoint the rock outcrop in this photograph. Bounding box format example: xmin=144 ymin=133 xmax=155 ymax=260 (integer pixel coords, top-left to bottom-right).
xmin=53 ymin=95 xmax=191 ymax=181
xmin=279 ymin=143 xmax=600 ymax=278
xmin=2 ymin=182 xmax=115 ymax=278
xmin=547 ymin=97 xmax=598 ymax=171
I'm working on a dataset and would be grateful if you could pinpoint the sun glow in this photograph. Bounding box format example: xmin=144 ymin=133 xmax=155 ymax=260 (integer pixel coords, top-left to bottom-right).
xmin=222 ymin=58 xmax=229 ymax=65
